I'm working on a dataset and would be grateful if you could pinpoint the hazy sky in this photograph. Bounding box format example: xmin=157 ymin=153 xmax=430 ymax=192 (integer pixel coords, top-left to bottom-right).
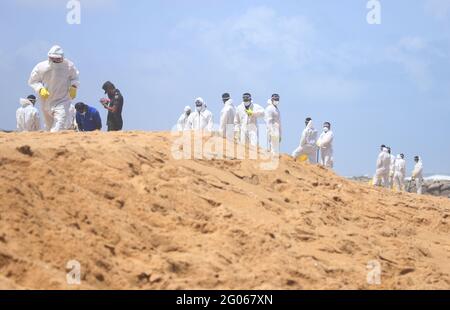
xmin=0 ymin=0 xmax=449 ymax=176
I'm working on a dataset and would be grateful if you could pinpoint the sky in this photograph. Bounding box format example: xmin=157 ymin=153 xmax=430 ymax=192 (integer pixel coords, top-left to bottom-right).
xmin=0 ymin=0 xmax=449 ymax=176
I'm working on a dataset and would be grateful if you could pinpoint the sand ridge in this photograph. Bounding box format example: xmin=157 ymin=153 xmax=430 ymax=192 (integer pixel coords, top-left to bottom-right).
xmin=0 ymin=131 xmax=449 ymax=289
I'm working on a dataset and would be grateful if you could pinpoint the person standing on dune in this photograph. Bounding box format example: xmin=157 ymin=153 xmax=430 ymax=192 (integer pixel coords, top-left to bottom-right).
xmin=373 ymin=145 xmax=391 ymax=188
xmin=219 ymin=93 xmax=236 ymax=140
xmin=234 ymin=93 xmax=265 ymax=146
xmin=387 ymin=147 xmax=396 ymax=189
xmin=317 ymin=122 xmax=334 ymax=169
xmin=16 ymin=95 xmax=40 ymax=132
xmin=412 ymin=156 xmax=424 ymax=195
xmin=100 ymin=81 xmax=124 ymax=132
xmin=265 ymin=93 xmax=282 ymax=155
xmin=185 ymin=97 xmax=214 ymax=131
xmin=177 ymin=106 xmax=192 ymax=131
xmin=28 ymin=45 xmax=80 ymax=132
xmin=393 ymin=153 xmax=406 ymax=191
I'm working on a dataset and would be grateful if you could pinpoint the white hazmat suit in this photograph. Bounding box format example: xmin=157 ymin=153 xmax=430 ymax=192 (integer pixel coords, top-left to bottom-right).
xmin=219 ymin=99 xmax=236 ymax=140
xmin=177 ymin=106 xmax=192 ymax=131
xmin=373 ymin=148 xmax=391 ymax=188
xmin=393 ymin=155 xmax=406 ymax=191
xmin=389 ymin=153 xmax=396 ymax=188
xmin=264 ymin=99 xmax=282 ymax=154
xmin=234 ymin=101 xmax=265 ymax=146
xmin=28 ymin=46 xmax=80 ymax=132
xmin=412 ymin=158 xmax=424 ymax=195
xmin=66 ymin=103 xmax=77 ymax=130
xmin=317 ymin=128 xmax=334 ymax=169
xmin=292 ymin=121 xmax=318 ymax=164
xmin=185 ymin=98 xmax=213 ymax=131
xmin=16 ymin=98 xmax=40 ymax=132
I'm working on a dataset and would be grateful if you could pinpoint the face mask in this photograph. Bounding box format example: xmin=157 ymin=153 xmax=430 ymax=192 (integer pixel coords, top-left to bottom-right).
xmin=272 ymin=101 xmax=279 ymax=107
xmin=49 ymin=57 xmax=63 ymax=64
xmin=323 ymin=127 xmax=329 ymax=133
xmin=186 ymin=111 xmax=191 ymax=117
xmin=196 ymin=106 xmax=203 ymax=112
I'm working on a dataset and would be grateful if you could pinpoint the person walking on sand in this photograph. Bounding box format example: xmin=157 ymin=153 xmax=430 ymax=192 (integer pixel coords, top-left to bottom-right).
xmin=28 ymin=45 xmax=79 ymax=132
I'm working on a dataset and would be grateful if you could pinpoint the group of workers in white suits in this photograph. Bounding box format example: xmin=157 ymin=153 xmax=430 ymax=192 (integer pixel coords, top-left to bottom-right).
xmin=176 ymin=93 xmax=335 ymax=169
xmin=373 ymin=145 xmax=423 ymax=194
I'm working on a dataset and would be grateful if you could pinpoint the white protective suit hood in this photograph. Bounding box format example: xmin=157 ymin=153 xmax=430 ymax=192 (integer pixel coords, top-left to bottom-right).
xmin=48 ymin=45 xmax=64 ymax=59
xmin=19 ymin=98 xmax=33 ymax=107
xmin=184 ymin=106 xmax=192 ymax=113
xmin=195 ymin=97 xmax=206 ymax=113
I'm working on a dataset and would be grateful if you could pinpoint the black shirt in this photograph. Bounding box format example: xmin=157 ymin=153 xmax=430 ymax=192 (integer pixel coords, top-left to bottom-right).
xmin=107 ymin=89 xmax=124 ymax=131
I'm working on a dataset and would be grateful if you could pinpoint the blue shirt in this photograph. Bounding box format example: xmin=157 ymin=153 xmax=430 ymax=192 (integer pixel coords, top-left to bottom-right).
xmin=76 ymin=106 xmax=102 ymax=132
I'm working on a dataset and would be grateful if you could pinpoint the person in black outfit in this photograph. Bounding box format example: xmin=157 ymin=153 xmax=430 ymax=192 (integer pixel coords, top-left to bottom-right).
xmin=100 ymin=81 xmax=124 ymax=131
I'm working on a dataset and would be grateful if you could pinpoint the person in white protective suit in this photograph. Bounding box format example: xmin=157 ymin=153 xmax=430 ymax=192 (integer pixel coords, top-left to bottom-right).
xmin=28 ymin=45 xmax=80 ymax=132
xmin=234 ymin=93 xmax=265 ymax=146
xmin=412 ymin=156 xmax=424 ymax=195
xmin=16 ymin=95 xmax=40 ymax=132
xmin=185 ymin=98 xmax=214 ymax=131
xmin=316 ymin=122 xmax=334 ymax=169
xmin=264 ymin=94 xmax=282 ymax=154
xmin=373 ymin=145 xmax=391 ymax=188
xmin=393 ymin=153 xmax=406 ymax=191
xmin=177 ymin=106 xmax=192 ymax=131
xmin=387 ymin=147 xmax=396 ymax=189
xmin=219 ymin=93 xmax=236 ymax=140
xmin=292 ymin=118 xmax=318 ymax=163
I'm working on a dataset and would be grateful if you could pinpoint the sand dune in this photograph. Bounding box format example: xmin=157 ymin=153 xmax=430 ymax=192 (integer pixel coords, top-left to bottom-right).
xmin=0 ymin=131 xmax=449 ymax=290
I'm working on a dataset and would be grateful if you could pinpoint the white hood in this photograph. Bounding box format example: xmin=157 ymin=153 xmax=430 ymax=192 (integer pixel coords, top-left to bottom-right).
xmin=195 ymin=97 xmax=206 ymax=112
xmin=48 ymin=45 xmax=64 ymax=59
xmin=19 ymin=98 xmax=32 ymax=107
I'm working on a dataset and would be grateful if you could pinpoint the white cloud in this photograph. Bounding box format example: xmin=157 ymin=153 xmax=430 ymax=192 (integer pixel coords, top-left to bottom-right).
xmin=425 ymin=0 xmax=450 ymax=20
xmin=385 ymin=36 xmax=433 ymax=91
xmin=172 ymin=6 xmax=315 ymax=75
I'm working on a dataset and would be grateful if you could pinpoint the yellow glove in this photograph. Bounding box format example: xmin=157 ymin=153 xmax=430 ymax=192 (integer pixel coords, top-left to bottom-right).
xmin=246 ymin=109 xmax=254 ymax=117
xmin=39 ymin=88 xmax=50 ymax=100
xmin=69 ymin=86 xmax=77 ymax=100
xmin=299 ymin=154 xmax=309 ymax=162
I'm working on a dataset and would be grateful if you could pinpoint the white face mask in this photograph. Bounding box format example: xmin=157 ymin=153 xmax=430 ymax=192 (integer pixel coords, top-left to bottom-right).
xmin=196 ymin=106 xmax=203 ymax=112
xmin=272 ymin=101 xmax=279 ymax=107
xmin=323 ymin=127 xmax=329 ymax=133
